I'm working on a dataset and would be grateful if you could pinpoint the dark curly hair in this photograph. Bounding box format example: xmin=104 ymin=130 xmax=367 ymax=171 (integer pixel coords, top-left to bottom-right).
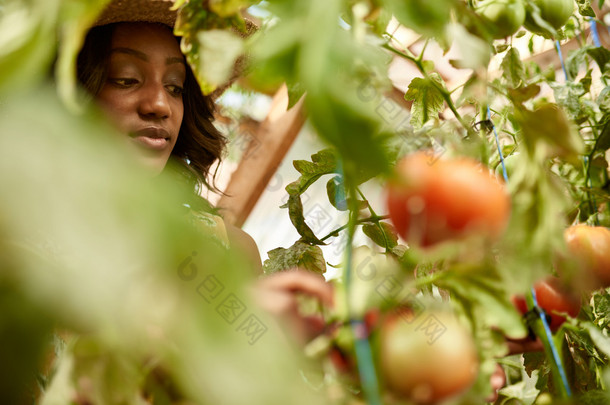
xmin=76 ymin=22 xmax=227 ymax=196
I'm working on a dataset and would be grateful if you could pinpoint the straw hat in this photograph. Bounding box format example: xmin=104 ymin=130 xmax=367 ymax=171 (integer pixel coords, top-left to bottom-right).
xmin=94 ymin=0 xmax=177 ymax=28
xmin=93 ymin=0 xmax=256 ymax=97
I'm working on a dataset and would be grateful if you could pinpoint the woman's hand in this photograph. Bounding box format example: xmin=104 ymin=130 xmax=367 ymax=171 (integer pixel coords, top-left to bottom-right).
xmin=253 ymin=269 xmax=333 ymax=345
xmin=506 ymin=335 xmax=544 ymax=355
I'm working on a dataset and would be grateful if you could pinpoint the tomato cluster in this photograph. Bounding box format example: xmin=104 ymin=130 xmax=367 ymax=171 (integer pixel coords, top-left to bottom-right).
xmin=473 ymin=0 xmax=574 ymax=38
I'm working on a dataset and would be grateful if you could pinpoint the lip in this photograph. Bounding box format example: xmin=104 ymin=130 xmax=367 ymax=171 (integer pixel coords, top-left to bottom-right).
xmin=129 ymin=127 xmax=171 ymax=151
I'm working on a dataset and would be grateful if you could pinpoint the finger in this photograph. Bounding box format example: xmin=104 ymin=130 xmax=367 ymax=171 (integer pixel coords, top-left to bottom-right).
xmin=486 ymin=363 xmax=506 ymax=402
xmin=258 ymin=269 xmax=334 ymax=306
xmin=506 ymin=336 xmax=544 ymax=355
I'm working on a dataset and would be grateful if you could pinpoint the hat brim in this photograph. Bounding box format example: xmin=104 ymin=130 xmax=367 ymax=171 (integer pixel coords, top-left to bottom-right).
xmin=94 ymin=0 xmax=176 ymax=27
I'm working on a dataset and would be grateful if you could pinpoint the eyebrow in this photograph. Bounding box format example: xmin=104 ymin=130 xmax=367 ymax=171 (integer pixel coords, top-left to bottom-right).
xmin=111 ymin=47 xmax=185 ymax=66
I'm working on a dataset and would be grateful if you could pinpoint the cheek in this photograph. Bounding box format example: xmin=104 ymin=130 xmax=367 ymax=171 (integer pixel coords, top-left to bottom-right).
xmin=172 ymin=99 xmax=185 ymax=131
xmin=96 ymin=90 xmax=132 ymax=129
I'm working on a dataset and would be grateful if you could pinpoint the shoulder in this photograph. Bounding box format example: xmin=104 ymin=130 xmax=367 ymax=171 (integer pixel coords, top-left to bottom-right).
xmin=225 ymin=223 xmax=263 ymax=275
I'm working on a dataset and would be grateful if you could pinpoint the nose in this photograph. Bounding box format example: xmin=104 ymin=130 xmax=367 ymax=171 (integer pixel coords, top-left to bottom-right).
xmin=137 ymin=82 xmax=171 ymax=119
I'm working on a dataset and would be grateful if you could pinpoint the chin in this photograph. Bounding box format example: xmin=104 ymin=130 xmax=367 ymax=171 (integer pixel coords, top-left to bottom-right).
xmin=135 ymin=153 xmax=170 ymax=176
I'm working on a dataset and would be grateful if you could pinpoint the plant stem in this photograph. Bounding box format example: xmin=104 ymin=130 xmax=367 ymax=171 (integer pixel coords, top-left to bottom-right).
xmin=344 ymin=180 xmax=382 ymax=405
xmin=357 ymin=187 xmax=393 ymax=250
xmin=585 ymin=118 xmax=601 ymax=225
xmin=319 ymin=215 xmax=390 ymax=242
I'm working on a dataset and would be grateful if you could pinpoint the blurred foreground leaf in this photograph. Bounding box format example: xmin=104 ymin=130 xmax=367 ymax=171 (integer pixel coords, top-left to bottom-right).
xmin=0 ymin=87 xmax=328 ymax=404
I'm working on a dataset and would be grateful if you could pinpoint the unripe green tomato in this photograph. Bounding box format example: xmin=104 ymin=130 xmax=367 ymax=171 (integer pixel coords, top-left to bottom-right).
xmin=524 ymin=0 xmax=574 ymax=34
xmin=477 ymin=0 xmax=526 ymax=39
xmin=494 ymin=153 xmax=520 ymax=180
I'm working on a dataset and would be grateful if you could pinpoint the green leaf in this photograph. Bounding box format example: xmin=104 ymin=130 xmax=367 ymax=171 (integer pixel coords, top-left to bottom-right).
xmin=598 ymin=87 xmax=610 ymax=113
xmin=263 ymin=241 xmax=326 ymax=275
xmin=497 ymin=375 xmax=540 ymax=405
xmin=208 ymin=0 xmax=248 ymax=17
xmin=508 ymin=84 xmax=541 ymax=104
xmin=341 ymin=246 xmax=401 ymax=318
xmin=596 ymin=118 xmax=610 ymax=152
xmin=514 ymin=103 xmax=584 ymax=160
xmin=326 ymin=176 xmax=348 ymax=211
xmin=524 ymin=351 xmax=547 ymax=378
xmin=587 ymin=47 xmax=610 ymax=74
xmin=446 ymin=23 xmax=491 ymax=70
xmin=592 ymin=289 xmax=610 ymax=329
xmin=194 ymin=29 xmax=244 ymax=94
xmin=565 ymin=45 xmax=592 ymax=82
xmin=576 ymin=390 xmax=610 ymax=404
xmin=362 ymin=222 xmax=398 ymax=249
xmin=384 ymin=0 xmax=455 ymax=38
xmin=286 ymin=80 xmax=305 ymax=109
xmin=549 ymin=81 xmax=586 ymax=120
xmin=576 ymin=0 xmax=596 ymax=17
xmin=0 ymin=0 xmax=72 ymax=102
xmin=579 ymin=69 xmax=593 ymax=94
xmin=438 ymin=269 xmax=528 ymax=338
xmin=56 ymin=0 xmax=112 ymax=112
xmin=586 ymin=324 xmax=610 ymax=358
xmin=404 ymin=73 xmax=446 ymax=129
xmin=501 ymin=48 xmax=526 ymax=89
xmin=285 ymin=149 xmax=337 ymax=196
xmin=286 ymin=195 xmax=325 ymax=245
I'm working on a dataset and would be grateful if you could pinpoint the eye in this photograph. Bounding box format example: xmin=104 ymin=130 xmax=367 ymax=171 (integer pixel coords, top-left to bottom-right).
xmin=166 ymin=84 xmax=185 ymax=97
xmin=108 ymin=78 xmax=138 ymax=87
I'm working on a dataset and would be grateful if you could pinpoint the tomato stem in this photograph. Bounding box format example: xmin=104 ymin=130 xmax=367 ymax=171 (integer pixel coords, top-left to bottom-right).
xmin=319 ymin=215 xmax=390 ymax=242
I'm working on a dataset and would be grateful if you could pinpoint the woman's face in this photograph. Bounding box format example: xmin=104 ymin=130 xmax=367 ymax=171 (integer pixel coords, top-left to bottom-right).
xmin=97 ymin=23 xmax=186 ymax=173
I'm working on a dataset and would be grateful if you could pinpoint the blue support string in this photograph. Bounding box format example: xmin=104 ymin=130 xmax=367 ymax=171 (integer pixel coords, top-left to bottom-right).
xmin=589 ymin=17 xmax=602 ymax=48
xmin=488 ymin=106 xmax=508 ymax=183
xmin=555 ymin=40 xmax=569 ymax=81
xmin=530 ymin=287 xmax=572 ymax=397
xmin=351 ymin=319 xmax=382 ymax=405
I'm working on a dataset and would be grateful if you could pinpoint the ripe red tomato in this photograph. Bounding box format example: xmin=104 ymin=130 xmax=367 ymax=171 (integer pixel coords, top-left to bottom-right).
xmin=512 ymin=278 xmax=580 ymax=331
xmin=477 ymin=0 xmax=526 ymax=39
xmin=564 ymin=225 xmax=610 ymax=288
xmin=386 ymin=152 xmax=511 ymax=247
xmin=379 ymin=311 xmax=478 ymax=404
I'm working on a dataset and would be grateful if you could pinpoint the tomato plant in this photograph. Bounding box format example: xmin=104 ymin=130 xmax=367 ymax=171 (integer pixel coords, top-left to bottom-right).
xmin=386 ymin=151 xmax=511 ymax=247
xmin=476 ymin=0 xmax=526 ymax=39
xmin=379 ymin=310 xmax=479 ymax=404
xmin=3 ymin=0 xmax=610 ymax=404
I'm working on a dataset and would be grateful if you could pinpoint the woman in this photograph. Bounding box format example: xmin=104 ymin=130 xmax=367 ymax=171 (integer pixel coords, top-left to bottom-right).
xmin=77 ymin=0 xmax=332 ymax=340
xmin=77 ymin=8 xmax=264 ymax=271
